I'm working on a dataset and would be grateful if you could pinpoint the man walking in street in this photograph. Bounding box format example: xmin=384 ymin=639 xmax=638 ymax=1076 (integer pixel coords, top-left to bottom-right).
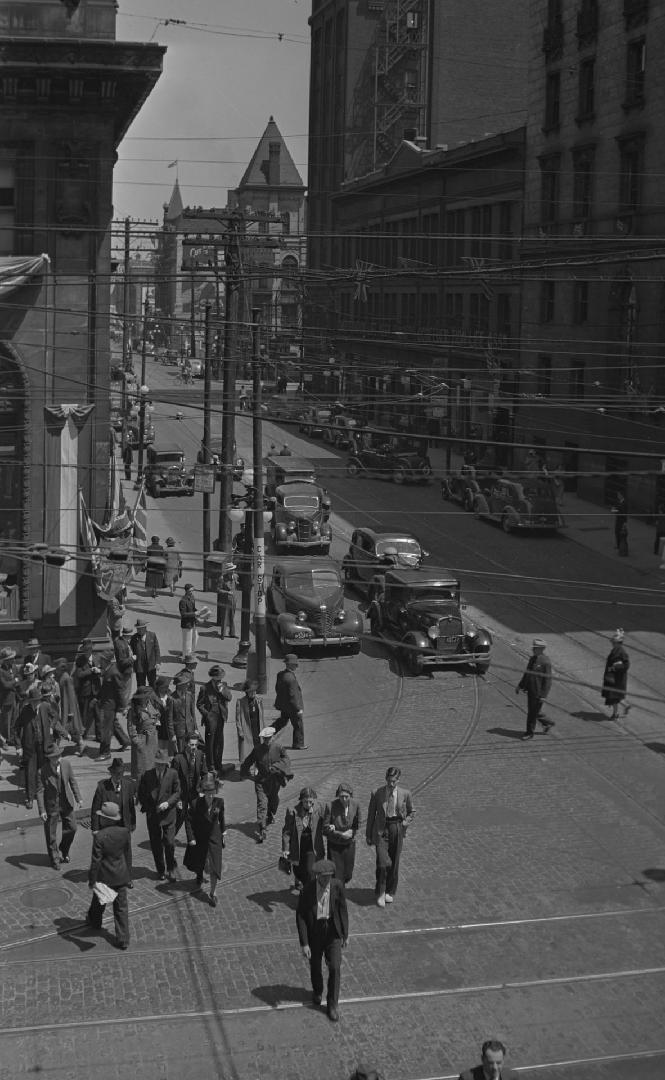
xmin=97 ymin=655 xmax=132 ymax=762
xmin=130 ymin=618 xmax=161 ymax=688
xmin=178 ymin=583 xmax=199 ymax=660
xmin=366 ymin=766 xmax=415 ymax=907
xmin=15 ymin=684 xmax=53 ymax=809
xmin=138 ymin=748 xmax=180 ymax=881
xmin=87 ymin=801 xmax=132 ymax=950
xmin=274 ymin=654 xmax=306 ymax=750
xmin=173 ymin=732 xmax=206 ymax=845
xmin=235 ymin=679 xmax=263 ymax=765
xmin=296 ymin=858 xmax=348 ymax=1023
xmin=168 ymin=674 xmax=198 ymax=753
xmin=240 ymin=726 xmax=293 ymax=843
xmin=37 ymin=745 xmax=81 ymax=869
xmin=516 ymin=638 xmax=554 ymax=740
xmin=458 ymin=1039 xmax=518 ymax=1080
xmin=91 ymin=757 xmax=136 ymax=845
xmin=197 ymin=665 xmax=232 ymax=774
xmin=216 ymin=563 xmax=237 ymax=639
xmin=127 ymin=684 xmax=160 ymax=780
xmin=122 ymin=442 xmax=132 ymax=481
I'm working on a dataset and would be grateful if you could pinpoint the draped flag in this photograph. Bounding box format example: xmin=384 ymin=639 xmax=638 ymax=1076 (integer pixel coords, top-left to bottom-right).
xmin=78 ymin=489 xmax=100 ymax=572
xmin=128 ymin=479 xmax=147 ymax=578
xmin=0 ymin=254 xmax=49 ymax=298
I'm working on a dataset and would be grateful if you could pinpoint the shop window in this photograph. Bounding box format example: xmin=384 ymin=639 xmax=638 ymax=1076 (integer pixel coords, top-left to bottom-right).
xmin=544 ymin=70 xmax=561 ymax=131
xmin=540 ymin=281 xmax=556 ymax=323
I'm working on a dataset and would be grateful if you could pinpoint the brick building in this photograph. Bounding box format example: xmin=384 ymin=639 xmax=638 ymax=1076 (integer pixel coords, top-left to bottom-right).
xmin=0 ymin=0 xmax=163 ymax=647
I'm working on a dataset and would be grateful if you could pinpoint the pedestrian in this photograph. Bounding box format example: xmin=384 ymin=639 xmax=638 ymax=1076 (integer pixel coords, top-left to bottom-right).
xmin=153 ymin=674 xmax=173 ymax=749
xmin=86 ymin=801 xmax=132 ymax=950
xmin=458 ymin=1038 xmax=518 ymax=1080
xmin=107 ymin=586 xmax=127 ymax=641
xmin=273 ymin=654 xmax=306 ymax=750
xmin=601 ymin=628 xmax=631 ymax=721
xmin=113 ymin=626 xmax=135 ymax=678
xmin=279 ymin=442 xmax=292 ymax=455
xmin=72 ymin=642 xmax=101 ymax=737
xmin=324 ymin=782 xmax=361 ymax=885
xmin=138 ymin=747 xmax=181 ymax=882
xmin=167 ymin=674 xmax=198 ymax=753
xmin=54 ymin=657 xmax=85 ymax=756
xmin=15 ymin=685 xmax=55 ymax=809
xmin=188 ymin=773 xmax=226 ymax=905
xmin=240 ymin=726 xmax=293 ymax=843
xmin=164 ymin=536 xmax=182 ymax=596
xmin=23 ymin=635 xmax=51 ymax=672
xmin=366 ymin=766 xmax=415 ymax=907
xmin=130 ymin=618 xmax=161 ymax=688
xmin=197 ymin=665 xmax=232 ymax=774
xmin=0 ymin=646 xmax=19 ymax=746
xmin=37 ymin=744 xmax=81 ymax=869
xmin=91 ymin=758 xmax=136 ymax=839
xmin=654 ymin=502 xmax=665 ymax=556
xmin=126 ymin=684 xmax=160 ymax=780
xmin=282 ymin=786 xmax=326 ymax=891
xmin=145 ymin=536 xmax=166 ymax=598
xmin=173 ymin=732 xmax=206 ymax=845
xmin=610 ymin=490 xmax=627 ymax=551
xmin=96 ymin=655 xmax=132 ymax=761
xmin=235 ymin=679 xmax=263 ymax=765
xmin=178 ymin=583 xmax=199 ymax=660
xmin=216 ymin=564 xmax=237 ymax=640
xmin=295 ymin=858 xmax=348 ymax=1023
xmin=122 ymin=442 xmax=132 ymax=481
xmin=515 ymin=638 xmax=554 ymax=740
xmin=175 ymin=653 xmax=198 ymax=689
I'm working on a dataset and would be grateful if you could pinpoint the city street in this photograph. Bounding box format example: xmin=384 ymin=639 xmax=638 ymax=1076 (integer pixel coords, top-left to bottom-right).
xmin=1 ymin=366 xmax=664 ymax=1079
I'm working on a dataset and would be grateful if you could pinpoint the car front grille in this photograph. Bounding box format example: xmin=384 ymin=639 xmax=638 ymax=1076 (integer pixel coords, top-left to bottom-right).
xmin=310 ymin=608 xmax=336 ymax=635
xmin=295 ymin=519 xmax=314 ymax=541
xmin=436 ymin=616 xmax=463 ymax=654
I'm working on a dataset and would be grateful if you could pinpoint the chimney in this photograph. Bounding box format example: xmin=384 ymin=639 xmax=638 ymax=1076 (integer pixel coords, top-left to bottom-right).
xmin=268 ymin=141 xmax=281 ymax=186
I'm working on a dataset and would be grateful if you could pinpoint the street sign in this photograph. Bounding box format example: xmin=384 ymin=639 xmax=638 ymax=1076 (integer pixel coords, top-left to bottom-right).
xmin=193 ymin=464 xmax=215 ymax=493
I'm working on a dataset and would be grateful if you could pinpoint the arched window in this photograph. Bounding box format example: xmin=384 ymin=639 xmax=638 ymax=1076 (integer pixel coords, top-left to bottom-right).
xmin=0 ymin=349 xmax=26 ymax=619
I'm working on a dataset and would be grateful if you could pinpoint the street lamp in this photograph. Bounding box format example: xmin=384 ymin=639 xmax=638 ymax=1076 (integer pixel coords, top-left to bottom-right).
xmin=135 ymin=384 xmax=150 ymax=484
xmin=227 ymin=494 xmax=272 ymax=670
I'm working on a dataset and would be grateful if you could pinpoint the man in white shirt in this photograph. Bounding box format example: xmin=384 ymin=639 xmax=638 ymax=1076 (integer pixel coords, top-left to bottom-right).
xmin=366 ymin=766 xmax=415 ymax=907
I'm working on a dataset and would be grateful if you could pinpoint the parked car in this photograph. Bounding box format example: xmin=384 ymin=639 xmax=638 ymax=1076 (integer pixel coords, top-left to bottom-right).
xmin=323 ymin=414 xmax=359 ymax=450
xmin=207 ymin=437 xmax=245 ymax=482
xmin=342 ymin=528 xmax=428 ymax=597
xmin=263 ymin=454 xmax=331 ymax=553
xmin=190 ymin=358 xmax=203 ymax=378
xmin=441 ymin=465 xmax=486 ymax=511
xmin=347 ymin=434 xmax=431 ymax=485
xmin=472 ymin=474 xmax=564 ymax=534
xmin=367 ymin=568 xmax=492 ymax=676
xmin=268 ymin=558 xmax=362 ymax=653
xmin=298 ymin=405 xmax=331 ymax=438
xmin=144 ymin=445 xmax=195 ymax=498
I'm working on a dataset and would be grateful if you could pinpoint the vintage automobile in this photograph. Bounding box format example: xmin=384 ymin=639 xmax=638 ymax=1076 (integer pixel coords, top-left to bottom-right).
xmin=441 ymin=465 xmax=482 ymax=510
xmin=263 ymin=455 xmax=332 ymax=553
xmin=342 ymin=528 xmax=428 ymax=597
xmin=207 ymin=437 xmax=245 ymax=482
xmin=347 ymin=434 xmax=431 ymax=485
xmin=298 ymin=405 xmax=331 ymax=438
xmin=323 ymin=414 xmax=359 ymax=450
xmin=144 ymin=445 xmax=195 ymax=498
xmin=268 ymin=558 xmax=362 ymax=654
xmin=472 ymin=474 xmax=564 ymax=534
xmin=367 ymin=569 xmax=492 ymax=676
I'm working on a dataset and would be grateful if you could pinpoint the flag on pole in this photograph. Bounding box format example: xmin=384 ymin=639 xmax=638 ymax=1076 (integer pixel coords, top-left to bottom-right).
xmin=78 ymin=490 xmax=100 ymax=571
xmin=128 ymin=480 xmax=147 ymax=578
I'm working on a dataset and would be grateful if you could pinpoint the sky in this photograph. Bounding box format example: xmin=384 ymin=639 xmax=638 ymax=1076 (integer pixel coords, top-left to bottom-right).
xmin=113 ymin=1 xmax=311 ymax=225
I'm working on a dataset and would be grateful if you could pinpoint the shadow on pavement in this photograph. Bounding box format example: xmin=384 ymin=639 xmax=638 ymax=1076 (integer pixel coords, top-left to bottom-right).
xmin=570 ymin=709 xmax=611 ymax=724
xmin=344 ymin=886 xmax=377 ymax=908
xmin=246 ymin=886 xmax=295 ymax=914
xmin=225 ymin=820 xmax=259 ymax=839
xmin=6 ymin=852 xmax=53 ymax=871
xmin=646 ymin=741 xmax=665 ymax=756
xmin=251 ymin=983 xmax=310 ymax=1008
xmin=486 ymin=726 xmax=524 ymax=740
xmin=642 ymin=868 xmax=665 ymax=883
xmin=53 ymin=916 xmax=99 ymax=952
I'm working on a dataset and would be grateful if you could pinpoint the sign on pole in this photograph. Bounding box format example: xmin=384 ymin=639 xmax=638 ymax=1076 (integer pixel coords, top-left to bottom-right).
xmin=193 ymin=464 xmax=215 ymax=494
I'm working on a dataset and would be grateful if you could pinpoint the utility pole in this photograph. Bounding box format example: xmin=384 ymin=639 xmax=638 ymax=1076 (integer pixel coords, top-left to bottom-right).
xmin=213 ymin=245 xmax=222 ymax=381
xmin=121 ymin=217 xmax=131 ymax=415
xmin=189 ymin=267 xmax=197 ymax=359
xmin=251 ymin=311 xmax=267 ymax=693
xmin=202 ymin=302 xmax=212 ymax=554
xmin=136 ymin=295 xmax=149 ymax=484
xmin=218 ymin=214 xmax=242 ymax=551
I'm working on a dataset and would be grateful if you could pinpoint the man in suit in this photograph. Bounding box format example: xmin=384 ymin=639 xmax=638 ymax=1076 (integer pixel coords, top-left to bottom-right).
xmin=90 ymin=757 xmax=136 ymax=842
xmin=366 ymin=766 xmax=415 ymax=907
xmin=37 ymin=744 xmax=81 ymax=869
xmin=97 ymin=657 xmax=132 ymax=761
xmin=216 ymin=564 xmax=237 ymax=639
xmin=273 ymin=653 xmax=306 ymax=749
xmin=296 ymin=858 xmax=348 ymax=1023
xmin=197 ymin=665 xmax=232 ymax=773
xmin=235 ymin=679 xmax=263 ymax=764
xmin=87 ymin=801 xmax=132 ymax=950
xmin=178 ymin=582 xmax=199 ymax=660
xmin=458 ymin=1039 xmax=518 ymax=1080
xmin=516 ymin=638 xmax=554 ymax=740
xmin=138 ymin=747 xmax=180 ymax=881
xmin=23 ymin=635 xmax=51 ymax=672
xmin=167 ymin=674 xmax=198 ymax=753
xmin=172 ymin=732 xmax=206 ymax=844
xmin=0 ymin=646 xmax=19 ymax=746
xmin=15 ymin=684 xmax=53 ymax=809
xmin=241 ymin=726 xmax=293 ymax=842
xmin=130 ymin=618 xmax=161 ymax=688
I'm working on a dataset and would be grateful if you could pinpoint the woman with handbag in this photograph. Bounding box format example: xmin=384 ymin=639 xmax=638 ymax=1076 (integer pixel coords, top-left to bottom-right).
xmin=188 ymin=774 xmax=225 ymax=907
xmin=601 ymin=629 xmax=630 ymax=721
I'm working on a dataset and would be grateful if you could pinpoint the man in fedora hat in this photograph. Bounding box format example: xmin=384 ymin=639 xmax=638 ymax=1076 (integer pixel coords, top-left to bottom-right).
xmin=215 ymin=564 xmax=237 ymax=640
xmin=37 ymin=745 xmax=81 ymax=870
xmin=87 ymin=801 xmax=132 ymax=949
xmin=240 ymin=726 xmax=293 ymax=843
xmin=175 ymin=654 xmax=198 ymax=689
xmin=15 ymin=684 xmax=58 ymax=810
xmin=23 ymin=635 xmax=51 ymax=673
xmin=167 ymin=673 xmax=198 ymax=753
xmin=113 ymin=626 xmax=135 ymax=677
xmin=190 ymin=773 xmax=226 ymax=905
xmin=235 ymin=679 xmax=263 ymax=765
xmin=516 ymin=639 xmax=554 ymax=740
xmin=138 ymin=747 xmax=181 ymax=881
xmin=296 ymin=858 xmax=348 ymax=1023
xmin=97 ymin=656 xmax=132 ymax=761
xmin=0 ymin=645 xmax=19 ymax=746
xmin=127 ymin=685 xmax=160 ymax=780
xmin=130 ymin=618 xmax=161 ymax=689
xmin=197 ymin=665 xmax=232 ymax=774
xmin=91 ymin=758 xmax=136 ymax=839
xmin=173 ymin=731 xmax=206 ymax=845
xmin=274 ymin=654 xmax=306 ymax=750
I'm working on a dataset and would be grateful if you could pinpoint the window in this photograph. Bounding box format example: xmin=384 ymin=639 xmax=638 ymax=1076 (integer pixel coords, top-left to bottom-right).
xmin=0 ymin=160 xmax=15 ymax=256
xmin=625 ymin=38 xmax=646 ymax=107
xmin=445 ymin=209 xmax=465 ymax=265
xmin=543 ymin=0 xmax=563 ymax=58
xmin=577 ymin=57 xmax=595 ymax=120
xmin=544 ymin=71 xmax=561 ymax=130
xmin=617 ymin=133 xmax=645 ymax=212
xmin=470 ymin=207 xmax=481 ymax=259
xmin=570 ymin=359 xmax=585 ymax=399
xmin=280 ymin=211 xmax=291 ymax=235
xmin=469 ymin=293 xmax=489 ymax=330
xmin=540 ymin=281 xmax=556 ymax=323
xmin=577 ymin=0 xmax=599 ymax=47
xmin=421 ymin=212 xmax=439 ymax=264
xmin=498 ymin=202 xmax=513 ymax=260
xmin=537 ymin=354 xmax=552 ymax=396
xmin=540 ymin=155 xmax=561 ymax=225
xmin=572 ymin=146 xmax=595 ymax=219
xmin=573 ymin=281 xmax=589 ymax=323
xmin=497 ymin=293 xmax=512 ymax=338
xmin=481 ymin=205 xmax=493 ymax=259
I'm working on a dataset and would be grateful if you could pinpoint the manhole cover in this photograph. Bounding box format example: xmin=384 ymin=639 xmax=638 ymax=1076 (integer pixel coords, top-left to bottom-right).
xmin=20 ymin=886 xmax=72 ymax=910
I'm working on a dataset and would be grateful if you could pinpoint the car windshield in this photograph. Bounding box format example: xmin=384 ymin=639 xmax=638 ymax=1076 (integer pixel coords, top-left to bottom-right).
xmin=155 ymin=454 xmax=183 ymax=465
xmin=376 ymin=539 xmax=421 ymax=558
xmin=404 ymin=588 xmax=459 ymax=605
xmin=286 ymin=570 xmax=340 ymax=596
xmin=283 ymin=494 xmax=319 ymax=511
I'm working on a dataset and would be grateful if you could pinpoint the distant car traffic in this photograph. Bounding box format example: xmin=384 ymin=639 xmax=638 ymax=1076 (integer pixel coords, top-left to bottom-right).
xmin=472 ymin=474 xmax=564 ymax=534
xmin=347 ymin=434 xmax=431 ymax=485
xmin=268 ymin=558 xmax=362 ymax=654
xmin=323 ymin=414 xmax=358 ymax=450
xmin=342 ymin=528 xmax=428 ymax=598
xmin=367 ymin=568 xmax=492 ymax=676
xmin=298 ymin=405 xmax=331 ymax=437
xmin=144 ymin=445 xmax=194 ymax=498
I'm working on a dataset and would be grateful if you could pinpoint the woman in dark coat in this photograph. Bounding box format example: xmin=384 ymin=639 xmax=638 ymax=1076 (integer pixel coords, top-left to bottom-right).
xmin=324 ymin=781 xmax=362 ymax=885
xmin=601 ymin=629 xmax=630 ymax=720
xmin=189 ymin=774 xmax=225 ymax=906
xmin=145 ymin=536 xmax=166 ymax=597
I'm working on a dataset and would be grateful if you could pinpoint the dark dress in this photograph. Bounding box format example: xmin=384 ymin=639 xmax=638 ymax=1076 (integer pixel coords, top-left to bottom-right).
xmin=145 ymin=542 xmax=166 ymax=592
xmin=189 ymin=794 xmax=225 ymax=879
xmin=601 ymin=644 xmax=629 ymax=706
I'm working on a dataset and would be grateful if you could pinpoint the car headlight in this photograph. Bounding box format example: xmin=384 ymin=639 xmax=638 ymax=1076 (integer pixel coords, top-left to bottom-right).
xmin=466 ymin=629 xmax=478 ymax=639
xmin=311 ymin=522 xmax=320 ymax=534
xmin=287 ymin=520 xmax=296 ymax=533
xmin=335 ymin=609 xmax=346 ymax=622
xmin=427 ymin=625 xmax=439 ymax=641
xmin=296 ymin=610 xmax=307 ymax=623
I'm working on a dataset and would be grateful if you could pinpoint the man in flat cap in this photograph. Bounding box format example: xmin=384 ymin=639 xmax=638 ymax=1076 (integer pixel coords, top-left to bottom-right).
xmin=241 ymin=726 xmax=293 ymax=842
xmin=87 ymin=801 xmax=132 ymax=949
xmin=37 ymin=744 xmax=81 ymax=870
xmin=296 ymin=858 xmax=348 ymax=1022
xmin=274 ymin=654 xmax=306 ymax=750
xmin=138 ymin=748 xmax=180 ymax=881
xmin=197 ymin=665 xmax=232 ymax=774
xmin=516 ymin=639 xmax=554 ymax=740
xmin=282 ymin=786 xmax=326 ymax=890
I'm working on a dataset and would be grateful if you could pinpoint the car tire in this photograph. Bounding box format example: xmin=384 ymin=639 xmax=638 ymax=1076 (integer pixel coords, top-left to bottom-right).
xmin=153 ymin=483 xmax=162 ymax=498
xmin=408 ymin=650 xmax=424 ymax=677
xmin=501 ymin=513 xmax=513 ymax=534
xmin=476 ymin=660 xmax=490 ymax=675
xmin=441 ymin=481 xmax=451 ymax=501
xmin=393 ymin=467 xmax=406 ymax=485
xmin=420 ymin=463 xmax=432 ymax=482
xmin=463 ymin=491 xmax=474 ymax=512
xmin=346 ymin=460 xmax=360 ymax=478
